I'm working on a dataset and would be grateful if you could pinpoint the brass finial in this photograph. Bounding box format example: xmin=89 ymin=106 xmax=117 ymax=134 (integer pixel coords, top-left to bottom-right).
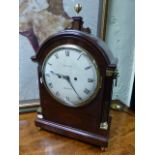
xmin=74 ymin=3 xmax=82 ymax=14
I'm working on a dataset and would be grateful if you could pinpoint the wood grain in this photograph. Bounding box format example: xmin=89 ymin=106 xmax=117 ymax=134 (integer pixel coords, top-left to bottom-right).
xmin=31 ymin=27 xmax=116 ymax=147
xmin=20 ymin=110 xmax=134 ymax=155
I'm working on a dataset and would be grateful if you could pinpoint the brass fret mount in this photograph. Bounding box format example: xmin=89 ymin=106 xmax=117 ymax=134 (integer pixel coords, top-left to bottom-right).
xmin=106 ymin=69 xmax=119 ymax=86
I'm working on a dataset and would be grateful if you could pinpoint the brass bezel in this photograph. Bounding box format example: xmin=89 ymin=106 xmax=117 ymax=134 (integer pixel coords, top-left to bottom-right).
xmin=42 ymin=44 xmax=102 ymax=108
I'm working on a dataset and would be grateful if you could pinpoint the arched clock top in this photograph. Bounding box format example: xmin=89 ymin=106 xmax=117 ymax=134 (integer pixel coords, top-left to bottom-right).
xmin=32 ymin=29 xmax=116 ymax=68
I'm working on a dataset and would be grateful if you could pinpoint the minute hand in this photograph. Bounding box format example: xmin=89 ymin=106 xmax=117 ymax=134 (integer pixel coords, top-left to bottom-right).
xmin=63 ymin=76 xmax=82 ymax=100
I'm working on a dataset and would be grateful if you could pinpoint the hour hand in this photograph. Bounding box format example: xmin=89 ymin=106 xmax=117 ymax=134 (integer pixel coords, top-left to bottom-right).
xmin=50 ymin=71 xmax=62 ymax=78
xmin=50 ymin=71 xmax=70 ymax=80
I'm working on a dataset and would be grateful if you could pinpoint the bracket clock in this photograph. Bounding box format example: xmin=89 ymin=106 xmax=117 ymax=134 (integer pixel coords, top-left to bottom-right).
xmin=31 ymin=4 xmax=118 ymax=149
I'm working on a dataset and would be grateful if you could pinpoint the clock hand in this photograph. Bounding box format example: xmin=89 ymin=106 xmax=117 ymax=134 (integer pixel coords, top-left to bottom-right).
xmin=50 ymin=71 xmax=71 ymax=81
xmin=63 ymin=76 xmax=82 ymax=100
xmin=50 ymin=71 xmax=82 ymax=100
xmin=50 ymin=71 xmax=62 ymax=78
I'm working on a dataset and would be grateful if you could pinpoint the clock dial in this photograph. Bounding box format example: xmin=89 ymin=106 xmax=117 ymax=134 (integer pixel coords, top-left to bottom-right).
xmin=42 ymin=44 xmax=100 ymax=107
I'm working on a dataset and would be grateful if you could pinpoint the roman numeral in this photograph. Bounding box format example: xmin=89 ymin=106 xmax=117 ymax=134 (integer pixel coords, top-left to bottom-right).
xmin=45 ymin=73 xmax=50 ymax=77
xmin=48 ymin=62 xmax=52 ymax=65
xmin=88 ymin=78 xmax=94 ymax=83
xmin=65 ymin=50 xmax=70 ymax=56
xmin=55 ymin=91 xmax=60 ymax=96
xmin=66 ymin=96 xmax=70 ymax=101
xmin=84 ymin=88 xmax=90 ymax=95
xmin=48 ymin=82 xmax=53 ymax=88
xmin=85 ymin=66 xmax=92 ymax=70
xmin=77 ymin=53 xmax=83 ymax=60
xmin=54 ymin=53 xmax=59 ymax=59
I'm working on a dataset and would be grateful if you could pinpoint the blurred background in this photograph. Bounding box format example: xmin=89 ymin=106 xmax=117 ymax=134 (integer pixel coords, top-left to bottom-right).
xmin=19 ymin=0 xmax=135 ymax=107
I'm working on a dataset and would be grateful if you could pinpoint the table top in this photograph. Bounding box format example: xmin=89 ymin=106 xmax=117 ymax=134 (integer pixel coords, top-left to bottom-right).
xmin=20 ymin=110 xmax=134 ymax=155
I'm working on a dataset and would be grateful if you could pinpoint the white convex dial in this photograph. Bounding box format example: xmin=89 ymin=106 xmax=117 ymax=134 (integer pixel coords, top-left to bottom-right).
xmin=42 ymin=44 xmax=100 ymax=107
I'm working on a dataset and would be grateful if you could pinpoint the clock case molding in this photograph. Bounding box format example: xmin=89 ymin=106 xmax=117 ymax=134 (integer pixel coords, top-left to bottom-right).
xmin=32 ymin=16 xmax=117 ymax=148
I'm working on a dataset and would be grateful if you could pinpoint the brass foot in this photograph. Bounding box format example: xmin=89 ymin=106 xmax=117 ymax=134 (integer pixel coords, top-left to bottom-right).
xmin=37 ymin=127 xmax=42 ymax=131
xmin=101 ymin=147 xmax=106 ymax=152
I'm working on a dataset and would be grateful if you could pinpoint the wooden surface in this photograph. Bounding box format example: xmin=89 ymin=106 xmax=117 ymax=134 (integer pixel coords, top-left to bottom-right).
xmin=20 ymin=110 xmax=134 ymax=155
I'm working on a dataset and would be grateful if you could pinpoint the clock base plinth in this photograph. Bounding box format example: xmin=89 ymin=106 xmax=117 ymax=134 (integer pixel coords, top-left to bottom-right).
xmin=35 ymin=117 xmax=111 ymax=148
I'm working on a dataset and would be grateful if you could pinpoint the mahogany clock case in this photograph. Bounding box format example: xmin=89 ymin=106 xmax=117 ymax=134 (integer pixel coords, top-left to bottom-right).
xmin=32 ymin=29 xmax=116 ymax=147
